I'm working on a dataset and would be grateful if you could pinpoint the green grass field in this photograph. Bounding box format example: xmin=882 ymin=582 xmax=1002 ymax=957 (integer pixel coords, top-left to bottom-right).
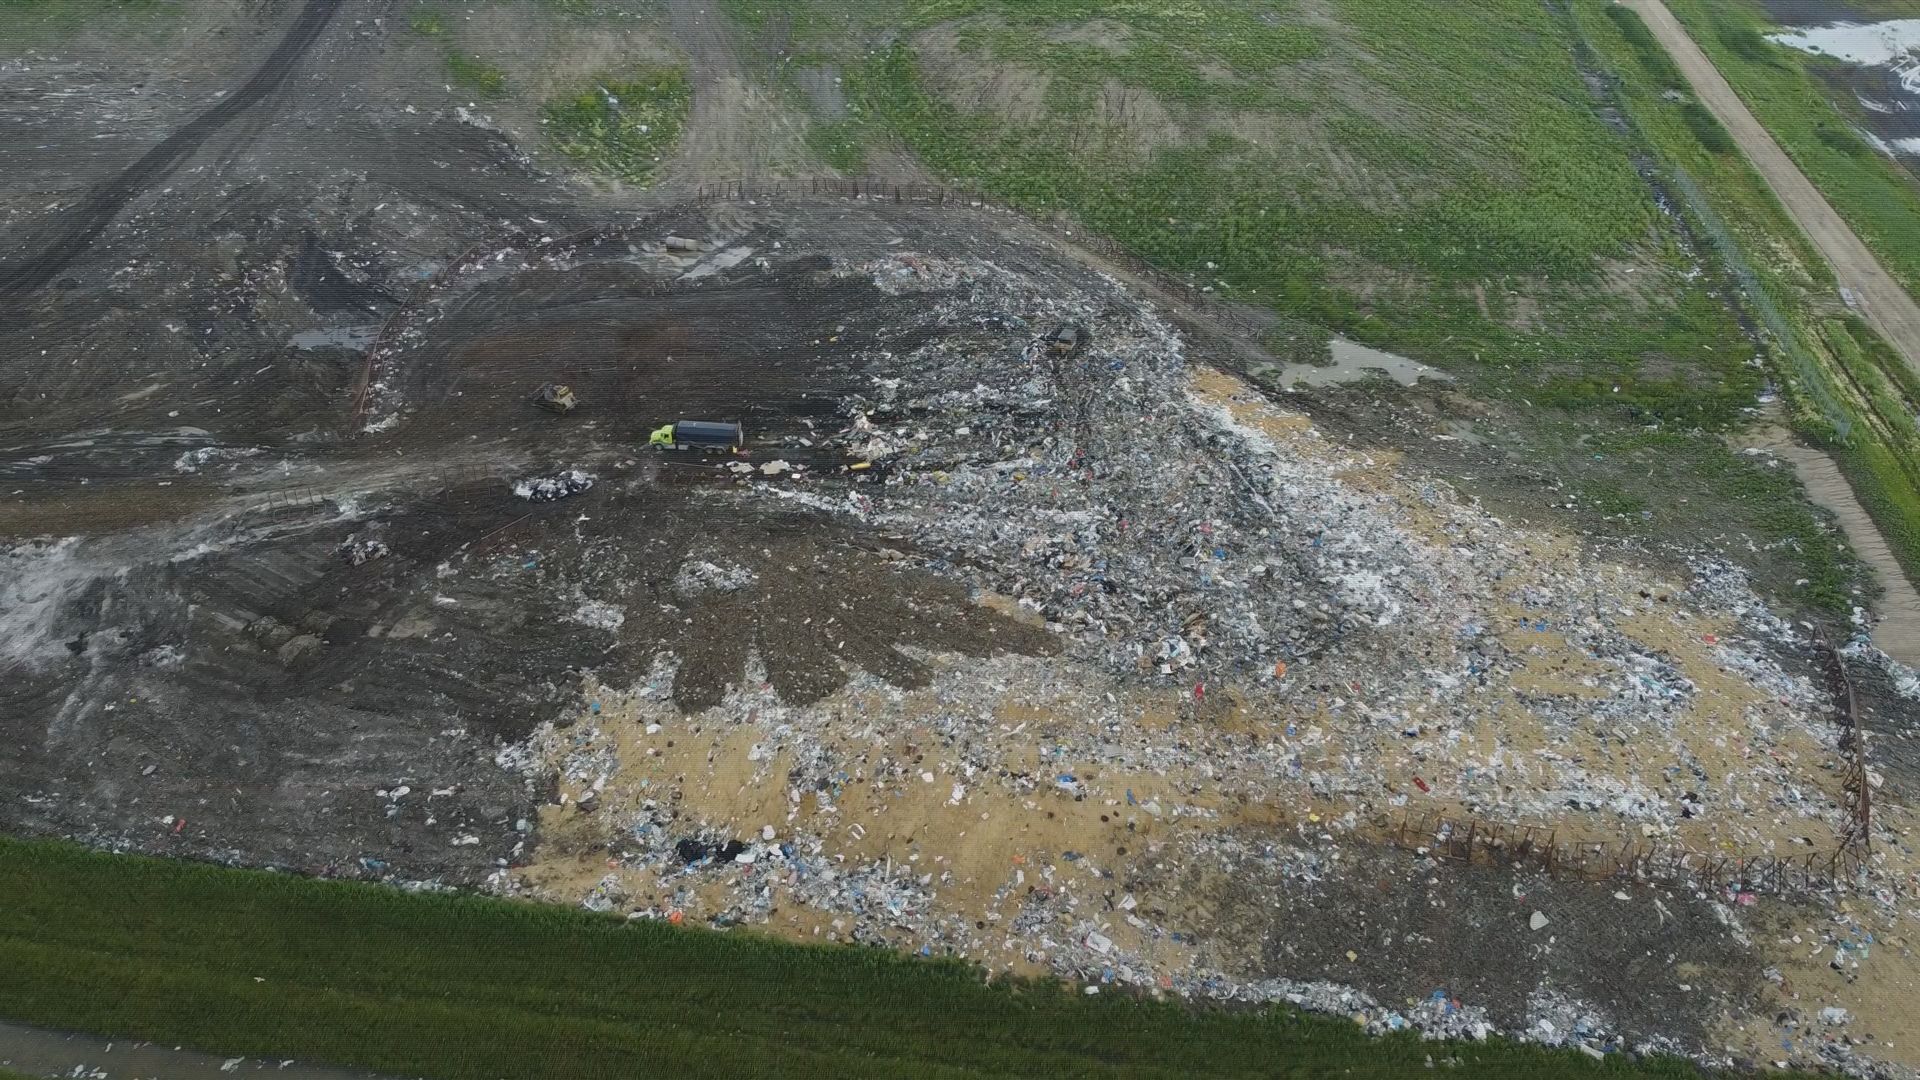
xmin=0 ymin=837 xmax=1745 ymax=1080
xmin=1570 ymin=0 xmax=1920 ymax=587
xmin=725 ymin=0 xmax=1874 ymax=614
xmin=1659 ymin=0 xmax=1920 ymax=300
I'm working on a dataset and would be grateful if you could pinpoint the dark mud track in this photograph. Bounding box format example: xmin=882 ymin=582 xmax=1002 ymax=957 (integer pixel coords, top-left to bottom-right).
xmin=0 ymin=0 xmax=341 ymax=302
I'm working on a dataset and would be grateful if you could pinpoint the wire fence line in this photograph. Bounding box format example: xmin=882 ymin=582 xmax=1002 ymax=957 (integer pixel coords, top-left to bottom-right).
xmin=1825 ymin=641 xmax=1873 ymax=857
xmin=1664 ymin=167 xmax=1853 ymax=442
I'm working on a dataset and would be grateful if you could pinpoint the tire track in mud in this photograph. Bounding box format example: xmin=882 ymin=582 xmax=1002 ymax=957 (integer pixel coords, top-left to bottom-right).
xmin=0 ymin=0 xmax=341 ymax=303
xmin=659 ymin=0 xmax=820 ymax=185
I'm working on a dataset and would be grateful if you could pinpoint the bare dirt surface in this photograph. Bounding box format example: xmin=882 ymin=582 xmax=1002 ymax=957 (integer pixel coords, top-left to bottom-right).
xmin=656 ymin=0 xmax=817 ymax=187
xmin=1745 ymin=425 xmax=1920 ymax=666
xmin=2 ymin=7 xmax=1918 ymax=1077
xmin=1624 ymin=0 xmax=1920 ymax=378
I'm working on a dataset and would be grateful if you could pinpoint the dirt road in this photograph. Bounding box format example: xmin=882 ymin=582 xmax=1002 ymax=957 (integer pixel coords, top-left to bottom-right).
xmin=1745 ymin=426 xmax=1920 ymax=665
xmin=1621 ymin=0 xmax=1920 ymax=379
xmin=659 ymin=0 xmax=814 ymax=186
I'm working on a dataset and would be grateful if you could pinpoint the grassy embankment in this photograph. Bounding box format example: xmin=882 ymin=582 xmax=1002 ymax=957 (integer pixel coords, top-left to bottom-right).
xmin=0 ymin=837 xmax=1746 ymax=1079
xmin=409 ymin=10 xmax=509 ymax=95
xmin=1571 ymin=0 xmax=1920 ymax=585
xmin=540 ymin=69 xmax=691 ymax=182
xmin=407 ymin=7 xmax=687 ymax=183
xmin=724 ymin=0 xmax=1866 ymax=612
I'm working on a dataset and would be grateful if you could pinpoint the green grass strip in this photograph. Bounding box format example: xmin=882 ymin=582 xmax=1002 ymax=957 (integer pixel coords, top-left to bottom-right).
xmin=543 ymin=70 xmax=691 ymax=183
xmin=0 ymin=837 xmax=1773 ymax=1079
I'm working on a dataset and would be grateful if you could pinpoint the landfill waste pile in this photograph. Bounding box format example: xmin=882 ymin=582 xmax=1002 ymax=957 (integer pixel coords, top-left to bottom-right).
xmin=467 ymin=233 xmax=1920 ymax=1075
xmin=2 ymin=69 xmax=1917 ymax=1061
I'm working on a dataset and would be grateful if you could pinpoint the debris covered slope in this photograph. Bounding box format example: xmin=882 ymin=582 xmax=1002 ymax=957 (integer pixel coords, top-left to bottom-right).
xmin=469 ymin=225 xmax=1920 ymax=1073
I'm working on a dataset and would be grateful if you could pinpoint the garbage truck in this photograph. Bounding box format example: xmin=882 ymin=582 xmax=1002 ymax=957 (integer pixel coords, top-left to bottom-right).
xmin=649 ymin=420 xmax=744 ymax=450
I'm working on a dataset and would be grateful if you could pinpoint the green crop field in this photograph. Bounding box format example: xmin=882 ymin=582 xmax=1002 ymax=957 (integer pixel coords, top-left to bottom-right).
xmin=0 ymin=838 xmax=1751 ymax=1080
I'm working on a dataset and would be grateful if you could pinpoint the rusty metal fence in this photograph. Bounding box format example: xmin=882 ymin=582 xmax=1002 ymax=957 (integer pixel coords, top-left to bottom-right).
xmin=1826 ymin=642 xmax=1873 ymax=856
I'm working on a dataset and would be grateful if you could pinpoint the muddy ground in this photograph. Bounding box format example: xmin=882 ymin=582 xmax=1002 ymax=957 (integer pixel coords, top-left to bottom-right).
xmin=4 ymin=3 xmax=1919 ymax=1076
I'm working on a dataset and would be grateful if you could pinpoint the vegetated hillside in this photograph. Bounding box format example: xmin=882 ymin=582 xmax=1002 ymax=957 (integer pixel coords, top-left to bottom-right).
xmin=1572 ymin=0 xmax=1920 ymax=584
xmin=1663 ymin=0 xmax=1920 ymax=299
xmin=720 ymin=0 xmax=1875 ymax=613
xmin=733 ymin=0 xmax=1745 ymax=413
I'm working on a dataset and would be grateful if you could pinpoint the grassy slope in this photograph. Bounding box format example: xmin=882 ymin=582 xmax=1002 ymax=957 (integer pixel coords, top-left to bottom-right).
xmin=808 ymin=0 xmax=1747 ymax=416
xmin=0 ymin=838 xmax=1733 ymax=1080
xmin=408 ymin=5 xmax=687 ymax=182
xmin=542 ymin=69 xmax=692 ymax=182
xmin=728 ymin=0 xmax=1865 ymax=613
xmin=1661 ymin=0 xmax=1920 ymax=298
xmin=1570 ymin=0 xmax=1920 ymax=586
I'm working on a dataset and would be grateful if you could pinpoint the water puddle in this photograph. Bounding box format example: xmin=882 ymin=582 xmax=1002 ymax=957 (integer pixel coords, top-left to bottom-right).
xmin=287 ymin=325 xmax=379 ymax=351
xmin=1767 ymin=19 xmax=1920 ymax=169
xmin=1253 ymin=337 xmax=1452 ymax=389
xmin=1768 ymin=20 xmax=1920 ymax=92
xmin=0 ymin=1019 xmax=391 ymax=1080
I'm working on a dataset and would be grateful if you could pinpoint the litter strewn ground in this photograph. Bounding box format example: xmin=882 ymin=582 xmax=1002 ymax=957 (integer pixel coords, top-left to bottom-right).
xmin=2 ymin=4 xmax=1917 ymax=1067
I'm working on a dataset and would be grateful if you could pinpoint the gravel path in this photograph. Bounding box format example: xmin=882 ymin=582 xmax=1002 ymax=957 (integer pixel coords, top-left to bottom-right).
xmin=1624 ymin=0 xmax=1920 ymax=378
xmin=1628 ymin=0 xmax=1920 ymax=661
